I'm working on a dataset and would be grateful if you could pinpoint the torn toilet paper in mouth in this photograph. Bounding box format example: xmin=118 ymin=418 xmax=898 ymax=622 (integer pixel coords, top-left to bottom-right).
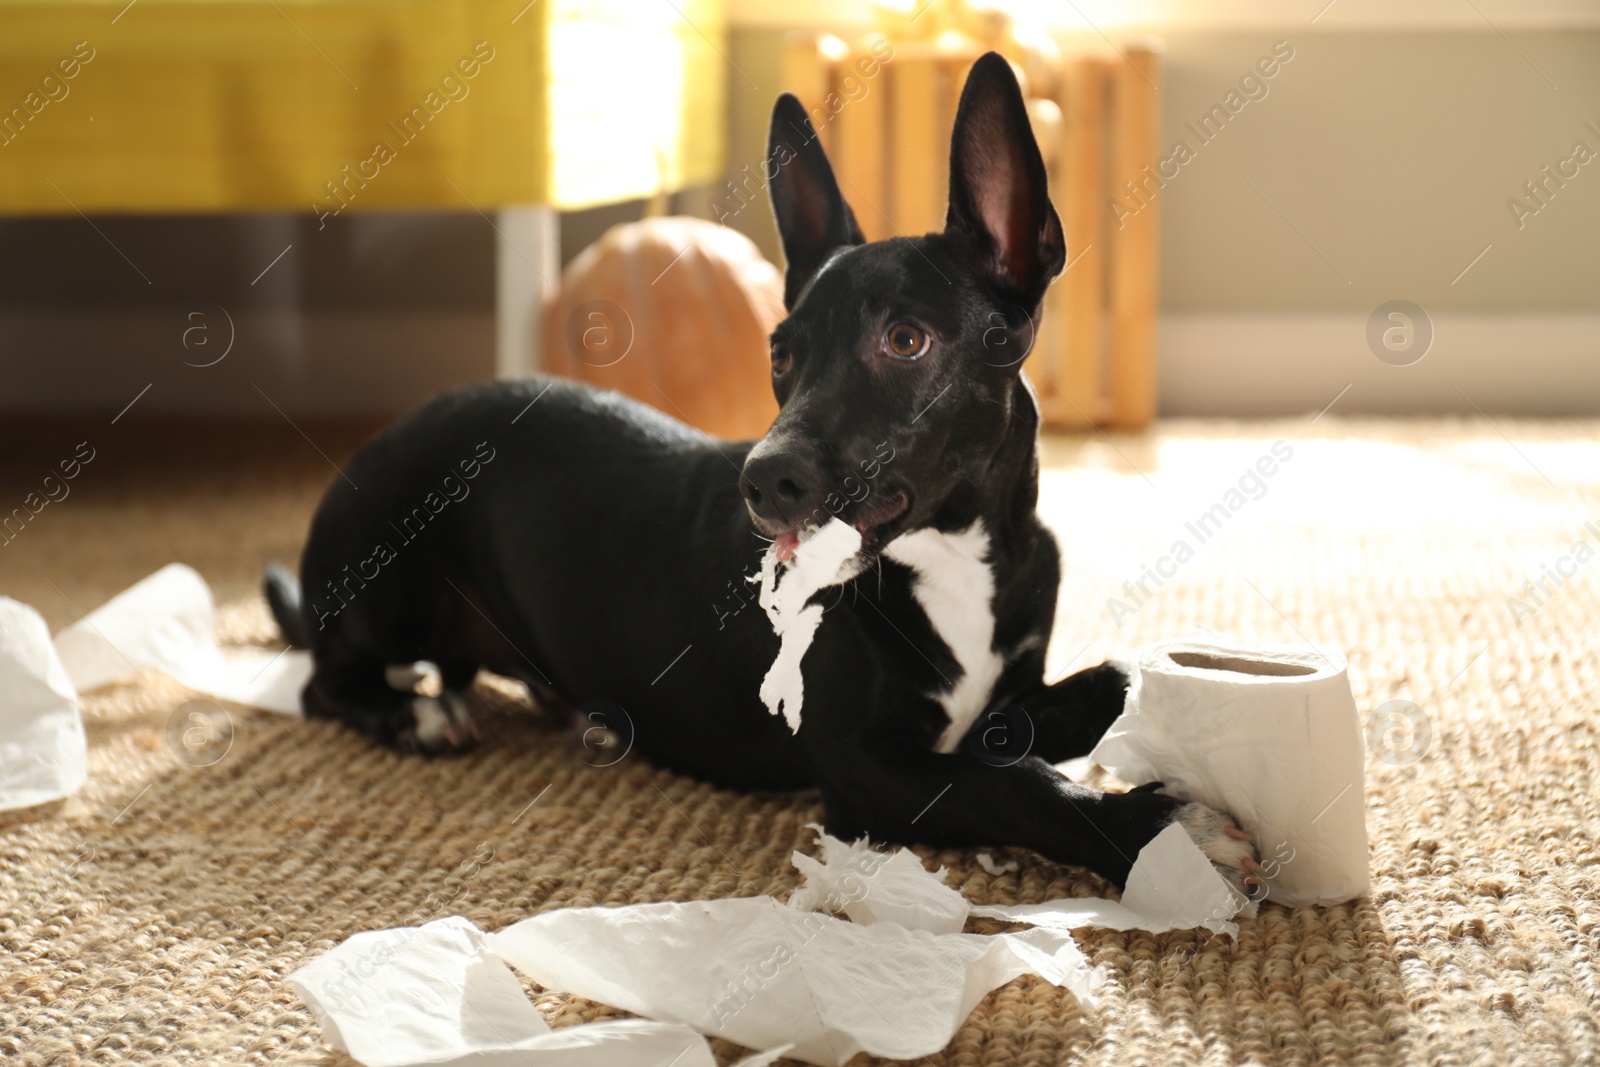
xmin=752 ymin=518 xmax=864 ymax=732
xmin=290 ymin=824 xmax=1259 ymax=1067
xmin=1089 ymin=636 xmax=1370 ymax=908
xmin=52 ymin=563 xmax=310 ymax=715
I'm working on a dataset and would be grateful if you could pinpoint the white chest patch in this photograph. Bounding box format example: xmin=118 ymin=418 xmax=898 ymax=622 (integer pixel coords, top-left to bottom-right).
xmin=883 ymin=521 xmax=1005 ymax=753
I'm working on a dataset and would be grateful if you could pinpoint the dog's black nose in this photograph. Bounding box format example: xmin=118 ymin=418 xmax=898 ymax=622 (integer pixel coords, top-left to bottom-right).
xmin=740 ymin=448 xmax=826 ymax=530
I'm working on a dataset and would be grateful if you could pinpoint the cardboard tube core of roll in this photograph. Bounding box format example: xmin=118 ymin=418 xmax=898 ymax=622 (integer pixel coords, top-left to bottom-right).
xmin=1166 ymin=651 xmax=1318 ymax=677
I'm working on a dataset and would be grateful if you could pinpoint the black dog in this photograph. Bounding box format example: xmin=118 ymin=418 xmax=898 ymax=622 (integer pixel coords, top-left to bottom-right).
xmin=265 ymin=53 xmax=1258 ymax=890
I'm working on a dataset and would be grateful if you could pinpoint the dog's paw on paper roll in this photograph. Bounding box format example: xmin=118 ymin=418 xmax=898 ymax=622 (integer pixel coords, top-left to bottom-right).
xmin=1116 ymin=780 xmax=1260 ymax=897
xmin=1092 ymin=637 xmax=1371 ymax=908
xmin=1168 ymin=800 xmax=1261 ymax=896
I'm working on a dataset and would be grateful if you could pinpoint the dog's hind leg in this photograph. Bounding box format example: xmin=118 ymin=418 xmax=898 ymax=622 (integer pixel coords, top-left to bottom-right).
xmin=305 ymin=648 xmax=476 ymax=755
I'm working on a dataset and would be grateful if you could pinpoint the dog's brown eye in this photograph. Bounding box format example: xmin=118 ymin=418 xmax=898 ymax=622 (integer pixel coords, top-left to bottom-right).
xmin=884 ymin=323 xmax=928 ymax=360
xmin=771 ymin=341 xmax=792 ymax=374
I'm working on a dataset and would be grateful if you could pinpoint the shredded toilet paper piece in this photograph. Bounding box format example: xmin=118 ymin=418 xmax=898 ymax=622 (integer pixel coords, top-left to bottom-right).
xmin=290 ymin=904 xmax=1090 ymax=1067
xmin=0 ymin=597 xmax=87 ymax=811
xmin=789 ymin=825 xmax=1249 ymax=940
xmin=1089 ymin=636 xmax=1371 ymax=907
xmin=972 ymin=823 xmax=1253 ymax=938
xmin=291 ymin=916 xmax=553 ymax=1067
xmin=53 ymin=563 xmax=310 ymax=714
xmin=491 ymin=895 xmax=1098 ymax=1067
xmin=289 ymin=827 xmax=1268 ymax=1067
xmin=788 ymin=825 xmax=970 ymax=934
xmin=289 ymin=916 xmax=788 ymax=1067
xmin=753 ymin=518 xmax=864 ymax=732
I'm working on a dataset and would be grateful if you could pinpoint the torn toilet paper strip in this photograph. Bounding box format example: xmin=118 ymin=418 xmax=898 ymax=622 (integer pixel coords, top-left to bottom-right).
xmin=288 ymin=915 xmax=788 ymax=1067
xmin=52 ymin=563 xmax=310 ymax=714
xmin=1090 ymin=637 xmax=1370 ymax=908
xmin=288 ymin=825 xmax=1257 ymax=1067
xmin=490 ymin=895 xmax=1099 ymax=1067
xmin=0 ymin=597 xmax=87 ymax=811
xmin=787 ymin=826 xmax=970 ymax=934
xmin=753 ymin=518 xmax=864 ymax=732
xmin=971 ymin=823 xmax=1255 ymax=938
xmin=791 ymin=824 xmax=1251 ymax=940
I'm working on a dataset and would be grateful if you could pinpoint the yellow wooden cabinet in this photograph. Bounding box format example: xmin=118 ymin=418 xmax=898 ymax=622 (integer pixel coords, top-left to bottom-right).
xmin=0 ymin=0 xmax=725 ymax=214
xmin=0 ymin=0 xmax=728 ymax=375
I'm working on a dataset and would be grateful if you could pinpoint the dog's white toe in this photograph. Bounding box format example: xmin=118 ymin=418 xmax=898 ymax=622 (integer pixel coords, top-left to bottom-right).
xmin=386 ymin=663 xmax=425 ymax=692
xmin=405 ymin=695 xmax=475 ymax=752
xmin=411 ymin=696 xmax=453 ymax=744
xmin=1171 ymin=800 xmax=1260 ymax=893
xmin=441 ymin=692 xmax=478 ymax=741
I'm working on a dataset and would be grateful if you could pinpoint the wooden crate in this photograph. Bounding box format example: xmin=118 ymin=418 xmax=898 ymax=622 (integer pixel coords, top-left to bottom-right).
xmin=782 ymin=35 xmax=1162 ymax=431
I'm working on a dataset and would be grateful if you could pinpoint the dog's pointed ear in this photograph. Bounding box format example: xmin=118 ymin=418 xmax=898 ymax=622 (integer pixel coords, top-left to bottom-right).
xmin=767 ymin=93 xmax=865 ymax=309
xmin=945 ymin=52 xmax=1065 ymax=305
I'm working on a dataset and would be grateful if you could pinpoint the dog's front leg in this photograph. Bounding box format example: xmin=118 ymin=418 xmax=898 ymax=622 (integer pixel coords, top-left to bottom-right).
xmin=815 ymin=741 xmax=1241 ymax=888
xmin=965 ymin=659 xmax=1132 ymax=767
xmin=1018 ymin=659 xmax=1134 ymax=763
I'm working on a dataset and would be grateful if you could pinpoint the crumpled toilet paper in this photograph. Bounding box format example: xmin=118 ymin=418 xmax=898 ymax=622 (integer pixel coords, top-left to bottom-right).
xmin=1 ymin=564 xmax=306 ymax=809
xmin=972 ymin=823 xmax=1255 ymax=938
xmin=792 ymin=824 xmax=1252 ymax=940
xmin=788 ymin=828 xmax=970 ymax=934
xmin=1090 ymin=637 xmax=1370 ymax=907
xmin=288 ymin=830 xmax=1110 ymax=1067
xmin=491 ymin=896 xmax=1095 ymax=1067
xmin=0 ymin=597 xmax=87 ymax=811
xmin=53 ymin=563 xmax=310 ymax=714
xmin=290 ymin=823 xmax=1275 ymax=1067
xmin=753 ymin=518 xmax=863 ymax=732
xmin=289 ymin=915 xmax=786 ymax=1067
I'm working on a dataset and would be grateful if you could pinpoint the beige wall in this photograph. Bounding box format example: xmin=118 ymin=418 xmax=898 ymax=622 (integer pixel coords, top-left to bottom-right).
xmin=718 ymin=27 xmax=1600 ymax=314
xmin=1154 ymin=30 xmax=1600 ymax=312
xmin=720 ymin=30 xmax=790 ymax=270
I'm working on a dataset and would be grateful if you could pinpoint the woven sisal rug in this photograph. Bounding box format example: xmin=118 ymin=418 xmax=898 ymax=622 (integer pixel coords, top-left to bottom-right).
xmin=2 ymin=416 xmax=1597 ymax=1066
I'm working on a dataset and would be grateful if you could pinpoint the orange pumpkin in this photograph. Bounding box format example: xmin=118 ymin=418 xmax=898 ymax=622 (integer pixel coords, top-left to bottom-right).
xmin=541 ymin=216 xmax=785 ymax=441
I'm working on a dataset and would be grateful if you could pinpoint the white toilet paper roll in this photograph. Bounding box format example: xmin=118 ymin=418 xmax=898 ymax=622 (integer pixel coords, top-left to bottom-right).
xmin=1089 ymin=638 xmax=1370 ymax=908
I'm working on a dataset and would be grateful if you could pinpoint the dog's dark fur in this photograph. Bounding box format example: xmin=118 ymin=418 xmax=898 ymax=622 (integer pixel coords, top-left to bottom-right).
xmin=265 ymin=54 xmax=1257 ymax=889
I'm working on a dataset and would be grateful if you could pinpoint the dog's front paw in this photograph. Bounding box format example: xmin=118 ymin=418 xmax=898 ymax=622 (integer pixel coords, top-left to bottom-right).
xmin=1063 ymin=659 xmax=1133 ymax=734
xmin=401 ymin=694 xmax=478 ymax=755
xmin=1169 ymin=800 xmax=1262 ymax=897
xmin=1078 ymin=657 xmax=1131 ymax=697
